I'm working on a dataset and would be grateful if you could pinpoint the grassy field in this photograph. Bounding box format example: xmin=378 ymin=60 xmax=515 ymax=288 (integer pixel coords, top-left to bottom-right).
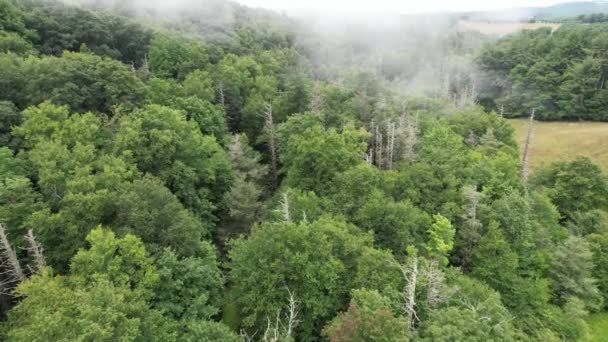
xmin=456 ymin=20 xmax=561 ymax=36
xmin=509 ymin=119 xmax=608 ymax=171
xmin=588 ymin=313 xmax=608 ymax=342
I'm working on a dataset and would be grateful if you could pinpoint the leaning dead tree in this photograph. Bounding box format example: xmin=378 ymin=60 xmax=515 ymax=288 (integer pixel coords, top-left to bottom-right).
xmin=263 ymin=103 xmax=279 ymax=189
xmin=0 ymin=223 xmax=24 ymax=294
xmin=24 ymin=229 xmax=46 ymax=273
xmin=521 ymin=108 xmax=535 ymax=187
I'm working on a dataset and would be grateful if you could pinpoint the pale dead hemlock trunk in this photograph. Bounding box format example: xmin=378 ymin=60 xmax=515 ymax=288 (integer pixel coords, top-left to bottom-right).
xmin=387 ymin=121 xmax=396 ymax=170
xmin=24 ymin=229 xmax=46 ymax=273
xmin=521 ymin=108 xmax=535 ymax=188
xmin=0 ymin=223 xmax=24 ymax=294
xmin=399 ymin=253 xmax=419 ymax=331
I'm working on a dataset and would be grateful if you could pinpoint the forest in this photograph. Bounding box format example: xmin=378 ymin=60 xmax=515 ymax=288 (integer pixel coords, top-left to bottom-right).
xmin=1 ymin=0 xmax=608 ymax=341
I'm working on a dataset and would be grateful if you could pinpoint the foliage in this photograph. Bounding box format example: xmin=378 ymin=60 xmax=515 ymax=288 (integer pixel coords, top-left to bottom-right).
xmin=229 ymin=217 xmax=372 ymax=340
xmin=323 ymin=289 xmax=409 ymax=342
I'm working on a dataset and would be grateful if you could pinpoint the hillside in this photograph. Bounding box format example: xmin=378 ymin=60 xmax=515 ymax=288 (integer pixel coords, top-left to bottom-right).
xmin=1 ymin=0 xmax=608 ymax=341
xmin=465 ymin=1 xmax=608 ymax=21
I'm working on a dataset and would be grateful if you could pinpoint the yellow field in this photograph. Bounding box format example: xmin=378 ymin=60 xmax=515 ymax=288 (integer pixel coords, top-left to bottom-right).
xmin=456 ymin=20 xmax=561 ymax=36
xmin=509 ymin=119 xmax=608 ymax=171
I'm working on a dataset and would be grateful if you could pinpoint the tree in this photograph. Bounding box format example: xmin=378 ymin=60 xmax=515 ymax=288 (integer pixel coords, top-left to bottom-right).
xmin=3 ymin=51 xmax=145 ymax=113
xmin=148 ymin=35 xmax=209 ymax=79
xmin=282 ymin=126 xmax=368 ymax=196
xmin=587 ymin=233 xmax=608 ymax=309
xmin=152 ymin=244 xmax=224 ymax=322
xmin=114 ymin=104 xmax=232 ymax=226
xmin=425 ymin=214 xmax=455 ymax=265
xmin=114 ymin=176 xmax=209 ymax=257
xmin=532 ymin=157 xmax=608 ymax=220
xmin=471 ymin=222 xmax=519 ymax=299
xmin=0 ymin=101 xmax=21 ymax=150
xmin=323 ymin=289 xmax=408 ymax=342
xmin=70 ymin=227 xmax=159 ymax=296
xmin=5 ymin=272 xmax=176 ymax=342
xmin=549 ymin=236 xmax=603 ymax=311
xmin=417 ymin=274 xmax=522 ymax=341
xmin=229 ymin=217 xmax=372 ymax=340
xmin=355 ymin=192 xmax=431 ymax=259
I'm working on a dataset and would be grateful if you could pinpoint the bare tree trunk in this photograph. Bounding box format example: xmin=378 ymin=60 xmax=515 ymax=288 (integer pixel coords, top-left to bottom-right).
xmin=0 ymin=223 xmax=24 ymax=292
xmin=285 ymin=288 xmax=300 ymax=338
xmin=375 ymin=126 xmax=383 ymax=169
xmin=279 ymin=192 xmax=291 ymax=222
xmin=521 ymin=108 xmax=535 ymax=187
xmin=24 ymin=230 xmax=45 ymax=273
xmin=387 ymin=121 xmax=396 ymax=170
xmin=404 ymin=113 xmax=419 ymax=161
xmin=402 ymin=254 xmax=419 ymax=331
xmin=263 ymin=103 xmax=279 ymax=189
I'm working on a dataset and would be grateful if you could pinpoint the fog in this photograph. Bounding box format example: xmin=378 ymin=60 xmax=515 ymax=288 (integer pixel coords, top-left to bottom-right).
xmin=67 ymin=0 xmax=537 ymax=98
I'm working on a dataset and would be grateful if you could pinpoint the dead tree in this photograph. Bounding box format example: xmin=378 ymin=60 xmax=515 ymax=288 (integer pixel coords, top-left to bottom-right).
xmin=242 ymin=289 xmax=300 ymax=342
xmin=0 ymin=223 xmax=24 ymax=294
xmin=375 ymin=124 xmax=383 ymax=169
xmin=277 ymin=192 xmax=291 ymax=222
xmin=424 ymin=259 xmax=444 ymax=309
xmin=386 ymin=121 xmax=396 ymax=170
xmin=217 ymin=82 xmax=226 ymax=110
xmin=403 ymin=113 xmax=419 ymax=161
xmin=263 ymin=103 xmax=279 ymax=189
xmin=396 ymin=251 xmax=419 ymax=331
xmin=24 ymin=229 xmax=45 ymax=274
xmin=285 ymin=288 xmax=300 ymax=338
xmin=521 ymin=108 xmax=535 ymax=187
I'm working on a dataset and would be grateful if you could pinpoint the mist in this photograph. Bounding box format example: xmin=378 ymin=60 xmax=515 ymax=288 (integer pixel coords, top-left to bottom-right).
xmin=66 ymin=0 xmax=513 ymax=99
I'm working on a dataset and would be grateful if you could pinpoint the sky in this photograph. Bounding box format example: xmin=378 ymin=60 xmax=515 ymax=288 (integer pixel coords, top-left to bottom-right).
xmin=233 ymin=0 xmax=576 ymax=14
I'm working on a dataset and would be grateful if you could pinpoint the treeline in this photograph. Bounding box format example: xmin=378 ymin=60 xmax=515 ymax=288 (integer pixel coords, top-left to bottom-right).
xmin=1 ymin=0 xmax=608 ymax=341
xmin=478 ymin=24 xmax=608 ymax=120
xmin=577 ymin=13 xmax=608 ymax=23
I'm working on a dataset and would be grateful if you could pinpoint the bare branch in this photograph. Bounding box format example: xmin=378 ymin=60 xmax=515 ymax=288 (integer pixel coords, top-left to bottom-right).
xmin=24 ymin=229 xmax=46 ymax=273
xmin=0 ymin=223 xmax=25 ymax=293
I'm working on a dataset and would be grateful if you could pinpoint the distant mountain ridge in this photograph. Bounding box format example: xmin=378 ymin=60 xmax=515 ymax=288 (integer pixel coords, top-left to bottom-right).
xmin=465 ymin=1 xmax=608 ymax=22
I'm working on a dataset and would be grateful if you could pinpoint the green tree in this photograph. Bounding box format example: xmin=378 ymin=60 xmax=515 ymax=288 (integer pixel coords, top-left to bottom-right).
xmin=5 ymin=272 xmax=176 ymax=342
xmin=229 ymin=217 xmax=372 ymax=340
xmin=114 ymin=176 xmax=209 ymax=257
xmin=114 ymin=104 xmax=232 ymax=225
xmin=355 ymin=191 xmax=432 ymax=259
xmin=152 ymin=244 xmax=224 ymax=321
xmin=282 ymin=126 xmax=368 ymax=195
xmin=587 ymin=233 xmax=608 ymax=308
xmin=148 ymin=35 xmax=209 ymax=79
xmin=70 ymin=227 xmax=159 ymax=296
xmin=532 ymin=157 xmax=608 ymax=220
xmin=549 ymin=236 xmax=603 ymax=311
xmin=425 ymin=214 xmax=455 ymax=265
xmin=323 ymin=289 xmax=408 ymax=342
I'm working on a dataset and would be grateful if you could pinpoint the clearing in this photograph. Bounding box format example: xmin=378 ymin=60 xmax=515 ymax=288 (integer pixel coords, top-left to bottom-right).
xmin=509 ymin=119 xmax=608 ymax=171
xmin=589 ymin=312 xmax=608 ymax=342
